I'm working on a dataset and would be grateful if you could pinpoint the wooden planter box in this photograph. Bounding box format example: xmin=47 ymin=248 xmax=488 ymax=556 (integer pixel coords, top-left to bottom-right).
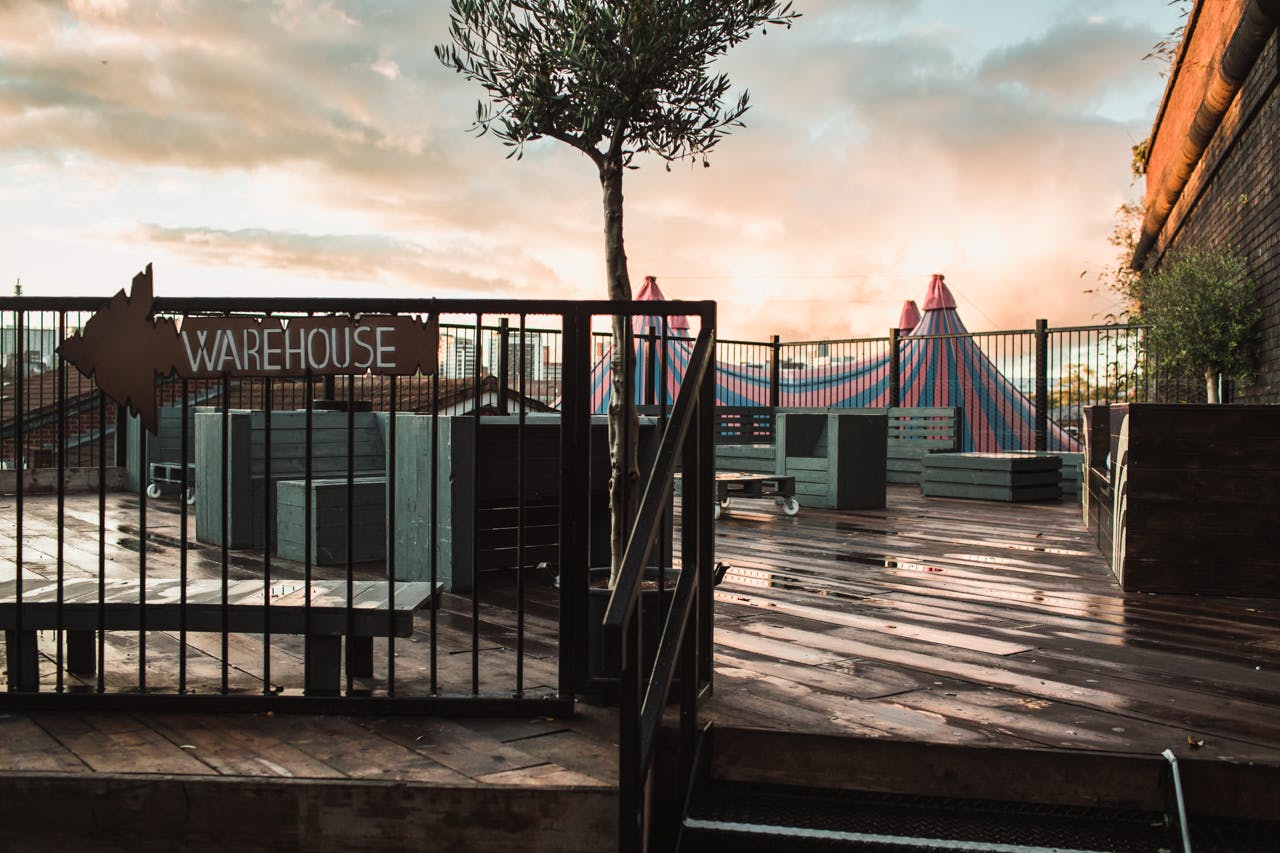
xmin=1102 ymin=403 xmax=1280 ymax=596
xmin=776 ymin=411 xmax=887 ymax=509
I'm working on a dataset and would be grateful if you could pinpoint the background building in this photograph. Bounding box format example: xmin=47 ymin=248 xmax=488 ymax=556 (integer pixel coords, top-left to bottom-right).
xmin=1132 ymin=0 xmax=1280 ymax=402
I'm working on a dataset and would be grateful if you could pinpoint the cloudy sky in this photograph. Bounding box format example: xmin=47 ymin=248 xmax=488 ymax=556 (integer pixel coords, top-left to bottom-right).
xmin=0 ymin=0 xmax=1183 ymax=339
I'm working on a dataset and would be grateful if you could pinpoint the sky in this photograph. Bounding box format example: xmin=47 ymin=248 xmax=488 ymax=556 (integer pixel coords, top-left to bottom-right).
xmin=0 ymin=0 xmax=1185 ymax=340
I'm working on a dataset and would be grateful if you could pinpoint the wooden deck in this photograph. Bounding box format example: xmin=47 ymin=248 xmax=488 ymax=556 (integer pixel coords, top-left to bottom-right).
xmin=2 ymin=484 xmax=1280 ymax=847
xmin=705 ymin=489 xmax=1280 ymax=762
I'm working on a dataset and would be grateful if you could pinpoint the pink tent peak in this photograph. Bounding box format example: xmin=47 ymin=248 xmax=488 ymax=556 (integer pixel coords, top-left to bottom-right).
xmin=634 ymin=275 xmax=690 ymax=332
xmin=897 ymin=300 xmax=921 ymax=333
xmin=922 ymin=274 xmax=956 ymax=311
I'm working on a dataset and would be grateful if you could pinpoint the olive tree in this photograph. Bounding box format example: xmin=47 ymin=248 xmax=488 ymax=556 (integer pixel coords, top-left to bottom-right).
xmin=1132 ymin=246 xmax=1260 ymax=403
xmin=437 ymin=0 xmax=797 ymax=584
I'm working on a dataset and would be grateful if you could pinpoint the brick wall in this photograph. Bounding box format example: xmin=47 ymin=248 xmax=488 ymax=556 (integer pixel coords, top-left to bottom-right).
xmin=1143 ymin=29 xmax=1280 ymax=403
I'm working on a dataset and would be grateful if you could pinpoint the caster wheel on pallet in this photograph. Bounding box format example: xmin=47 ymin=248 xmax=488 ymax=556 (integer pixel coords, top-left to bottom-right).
xmin=782 ymin=497 xmax=800 ymax=516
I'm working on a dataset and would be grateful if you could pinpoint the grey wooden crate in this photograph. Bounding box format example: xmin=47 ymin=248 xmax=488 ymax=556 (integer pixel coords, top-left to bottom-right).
xmin=921 ymin=481 xmax=1063 ymax=502
xmin=276 ymin=476 xmax=387 ymax=564
xmin=1004 ymin=451 xmax=1084 ymax=501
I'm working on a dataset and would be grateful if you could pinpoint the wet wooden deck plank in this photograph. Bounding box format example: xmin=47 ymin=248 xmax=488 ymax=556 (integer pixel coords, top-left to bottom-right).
xmin=28 ymin=712 xmax=216 ymax=775
xmin=0 ymin=713 xmax=90 ymax=773
xmin=705 ymin=489 xmax=1280 ymax=764
xmin=143 ymin=713 xmax=350 ymax=779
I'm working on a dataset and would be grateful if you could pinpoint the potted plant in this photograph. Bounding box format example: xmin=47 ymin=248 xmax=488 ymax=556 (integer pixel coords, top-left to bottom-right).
xmin=1128 ymin=245 xmax=1260 ymax=402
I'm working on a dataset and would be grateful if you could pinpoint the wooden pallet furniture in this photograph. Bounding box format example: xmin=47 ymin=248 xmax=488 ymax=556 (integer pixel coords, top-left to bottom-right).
xmin=714 ymin=444 xmax=777 ymax=476
xmin=1 ymin=577 xmax=440 ymax=695
xmin=1005 ymin=451 xmax=1084 ymax=503
xmin=886 ymin=407 xmax=960 ymax=484
xmin=195 ymin=410 xmax=386 ymax=550
xmin=776 ymin=411 xmax=887 ymax=509
xmin=391 ymin=414 xmax=668 ymax=592
xmin=1093 ymin=403 xmax=1280 ymax=596
xmin=713 ymin=472 xmax=798 ymax=518
xmin=715 ymin=407 xmax=776 ymax=445
xmin=125 ymin=402 xmax=201 ymax=494
xmin=921 ymin=452 xmax=1062 ymax=502
xmin=276 ymin=476 xmax=388 ymax=564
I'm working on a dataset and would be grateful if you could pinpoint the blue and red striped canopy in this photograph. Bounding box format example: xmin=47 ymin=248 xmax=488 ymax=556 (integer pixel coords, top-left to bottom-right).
xmin=897 ymin=275 xmax=1074 ymax=451
xmin=587 ymin=274 xmax=1074 ymax=451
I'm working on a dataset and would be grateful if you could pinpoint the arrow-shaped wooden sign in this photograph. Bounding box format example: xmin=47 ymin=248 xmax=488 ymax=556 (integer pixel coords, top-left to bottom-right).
xmin=57 ymin=265 xmax=438 ymax=433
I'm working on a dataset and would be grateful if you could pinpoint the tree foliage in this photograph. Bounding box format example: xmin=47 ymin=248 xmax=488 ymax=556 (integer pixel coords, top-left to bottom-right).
xmin=1130 ymin=246 xmax=1260 ymax=398
xmin=436 ymin=0 xmax=798 ymax=171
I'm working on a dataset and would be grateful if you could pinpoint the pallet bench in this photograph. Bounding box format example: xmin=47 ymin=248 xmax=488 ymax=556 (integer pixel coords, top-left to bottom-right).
xmin=887 ymin=407 xmax=960 ymax=484
xmin=1 ymin=576 xmax=440 ymax=696
xmin=921 ymin=452 xmax=1062 ymax=502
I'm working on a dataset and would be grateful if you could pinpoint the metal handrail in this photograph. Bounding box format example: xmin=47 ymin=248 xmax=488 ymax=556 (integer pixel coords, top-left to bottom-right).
xmin=603 ymin=326 xmax=713 ymax=656
xmin=603 ymin=325 xmax=716 ymax=851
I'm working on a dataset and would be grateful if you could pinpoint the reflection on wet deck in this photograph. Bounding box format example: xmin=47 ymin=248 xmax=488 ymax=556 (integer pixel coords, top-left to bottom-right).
xmin=706 ymin=486 xmax=1280 ymax=763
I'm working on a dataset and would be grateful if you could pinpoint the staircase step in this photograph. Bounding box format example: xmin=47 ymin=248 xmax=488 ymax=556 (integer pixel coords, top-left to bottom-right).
xmin=682 ymin=782 xmax=1173 ymax=852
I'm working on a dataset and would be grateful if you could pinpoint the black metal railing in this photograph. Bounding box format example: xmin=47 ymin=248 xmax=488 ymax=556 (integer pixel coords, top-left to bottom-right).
xmin=602 ymin=324 xmax=717 ymax=853
xmin=0 ymin=293 xmax=715 ymax=720
xmin=8 ymin=312 xmax=1219 ymax=466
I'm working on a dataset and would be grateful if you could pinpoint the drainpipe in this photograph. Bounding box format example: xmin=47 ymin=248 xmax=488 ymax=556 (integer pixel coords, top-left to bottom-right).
xmin=1131 ymin=0 xmax=1280 ymax=269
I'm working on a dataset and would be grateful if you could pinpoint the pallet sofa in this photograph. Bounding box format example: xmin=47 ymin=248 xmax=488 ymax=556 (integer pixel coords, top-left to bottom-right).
xmin=885 ymin=407 xmax=961 ymax=484
xmin=714 ymin=406 xmax=948 ymax=500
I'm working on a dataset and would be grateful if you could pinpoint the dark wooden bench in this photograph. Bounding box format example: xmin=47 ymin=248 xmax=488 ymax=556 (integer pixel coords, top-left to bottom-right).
xmin=1 ymin=576 xmax=439 ymax=696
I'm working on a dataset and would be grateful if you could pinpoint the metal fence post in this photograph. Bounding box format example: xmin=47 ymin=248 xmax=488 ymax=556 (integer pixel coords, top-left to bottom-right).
xmin=1035 ymin=319 xmax=1049 ymax=451
xmin=769 ymin=334 xmax=780 ymax=408
xmin=888 ymin=327 xmax=900 ymax=409
xmin=644 ymin=326 xmax=657 ymax=406
xmin=558 ymin=306 xmax=591 ymax=697
xmin=498 ymin=318 xmax=510 ymax=415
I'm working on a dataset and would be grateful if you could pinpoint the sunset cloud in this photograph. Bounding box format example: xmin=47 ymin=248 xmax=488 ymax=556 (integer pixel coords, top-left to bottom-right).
xmin=0 ymin=1 xmax=1179 ymax=340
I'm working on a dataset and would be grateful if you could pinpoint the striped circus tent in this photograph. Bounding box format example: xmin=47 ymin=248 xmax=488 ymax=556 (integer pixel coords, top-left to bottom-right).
xmin=899 ymin=274 xmax=1074 ymax=451
xmin=587 ymin=274 xmax=1074 ymax=452
xmin=589 ymin=276 xmax=695 ymax=412
xmin=898 ymin=300 xmax=922 ymax=334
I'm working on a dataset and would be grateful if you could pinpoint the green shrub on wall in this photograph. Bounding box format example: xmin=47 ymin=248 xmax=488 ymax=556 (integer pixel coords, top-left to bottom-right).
xmin=1131 ymin=246 xmax=1260 ymax=403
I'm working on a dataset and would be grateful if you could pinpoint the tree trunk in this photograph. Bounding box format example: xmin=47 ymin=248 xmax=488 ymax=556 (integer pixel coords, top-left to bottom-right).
xmin=601 ymin=158 xmax=638 ymax=588
xmin=1205 ymin=368 xmax=1221 ymax=404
